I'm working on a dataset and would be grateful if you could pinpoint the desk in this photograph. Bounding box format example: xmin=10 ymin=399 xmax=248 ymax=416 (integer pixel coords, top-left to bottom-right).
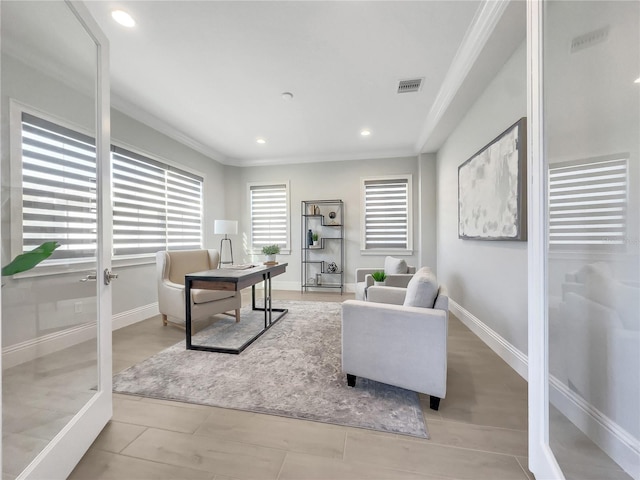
xmin=185 ymin=263 xmax=288 ymax=354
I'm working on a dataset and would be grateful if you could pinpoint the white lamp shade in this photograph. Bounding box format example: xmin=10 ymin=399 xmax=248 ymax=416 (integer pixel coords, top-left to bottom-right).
xmin=214 ymin=220 xmax=238 ymax=235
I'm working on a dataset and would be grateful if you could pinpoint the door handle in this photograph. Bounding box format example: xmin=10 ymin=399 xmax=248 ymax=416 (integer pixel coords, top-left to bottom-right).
xmin=104 ymin=268 xmax=118 ymax=285
xmin=80 ymin=273 xmax=97 ymax=282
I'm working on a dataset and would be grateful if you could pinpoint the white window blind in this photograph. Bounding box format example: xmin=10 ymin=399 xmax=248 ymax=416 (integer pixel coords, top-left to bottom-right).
xmin=363 ymin=177 xmax=410 ymax=250
xmin=21 ymin=112 xmax=97 ymax=260
xmin=250 ymin=184 xmax=288 ymax=250
xmin=549 ymin=156 xmax=627 ymax=248
xmin=112 ymin=146 xmax=203 ymax=256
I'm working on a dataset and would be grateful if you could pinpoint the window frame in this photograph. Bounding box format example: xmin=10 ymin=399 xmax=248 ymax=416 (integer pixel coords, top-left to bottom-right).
xmin=247 ymin=181 xmax=291 ymax=255
xmin=9 ymin=100 xmax=206 ymax=276
xmin=360 ymin=174 xmax=413 ymax=255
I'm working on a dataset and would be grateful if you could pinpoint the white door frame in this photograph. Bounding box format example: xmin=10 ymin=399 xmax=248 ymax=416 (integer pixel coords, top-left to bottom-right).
xmin=527 ymin=1 xmax=565 ymax=478
xmin=1 ymin=2 xmax=113 ymax=478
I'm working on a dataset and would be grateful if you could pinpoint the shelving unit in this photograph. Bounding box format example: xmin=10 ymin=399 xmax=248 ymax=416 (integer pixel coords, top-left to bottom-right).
xmin=301 ymin=199 xmax=344 ymax=294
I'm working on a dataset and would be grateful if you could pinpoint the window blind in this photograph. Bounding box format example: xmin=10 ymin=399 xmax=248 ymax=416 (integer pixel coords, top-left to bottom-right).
xmin=549 ymin=157 xmax=627 ymax=248
xmin=363 ymin=178 xmax=409 ymax=250
xmin=112 ymin=146 xmax=203 ymax=256
xmin=21 ymin=112 xmax=97 ymax=260
xmin=250 ymin=184 xmax=288 ymax=249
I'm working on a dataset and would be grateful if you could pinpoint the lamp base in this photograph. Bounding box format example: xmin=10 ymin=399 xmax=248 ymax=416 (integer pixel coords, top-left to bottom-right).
xmin=219 ymin=237 xmax=233 ymax=266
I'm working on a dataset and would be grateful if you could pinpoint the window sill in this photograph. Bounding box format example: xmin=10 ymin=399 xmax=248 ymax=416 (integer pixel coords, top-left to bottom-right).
xmin=360 ymin=249 xmax=414 ymax=256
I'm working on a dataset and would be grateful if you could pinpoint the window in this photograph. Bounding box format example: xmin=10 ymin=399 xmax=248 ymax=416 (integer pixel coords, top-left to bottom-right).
xmin=20 ymin=112 xmax=97 ymax=261
xmin=16 ymin=110 xmax=203 ymax=264
xmin=249 ymin=183 xmax=289 ymax=252
xmin=549 ymin=155 xmax=627 ymax=249
xmin=112 ymin=146 xmax=203 ymax=256
xmin=361 ymin=175 xmax=412 ymax=252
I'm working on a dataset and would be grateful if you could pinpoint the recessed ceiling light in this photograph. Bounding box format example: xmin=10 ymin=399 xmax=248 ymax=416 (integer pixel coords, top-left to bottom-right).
xmin=360 ymin=129 xmax=371 ymax=137
xmin=281 ymin=92 xmax=294 ymax=101
xmin=635 ymin=77 xmax=640 ymax=84
xmin=111 ymin=10 xmax=136 ymax=28
xmin=256 ymin=138 xmax=266 ymax=144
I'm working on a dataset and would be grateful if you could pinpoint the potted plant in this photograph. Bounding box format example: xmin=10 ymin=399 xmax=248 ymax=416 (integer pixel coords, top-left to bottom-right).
xmin=371 ymin=271 xmax=386 ymax=286
xmin=312 ymin=232 xmax=319 ymax=247
xmin=261 ymin=244 xmax=280 ymax=264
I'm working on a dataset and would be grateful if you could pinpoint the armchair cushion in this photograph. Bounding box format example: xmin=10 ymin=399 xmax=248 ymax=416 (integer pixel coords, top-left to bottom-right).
xmin=403 ymin=267 xmax=438 ymax=308
xmin=191 ymin=289 xmax=236 ymax=304
xmin=384 ymin=256 xmax=408 ymax=274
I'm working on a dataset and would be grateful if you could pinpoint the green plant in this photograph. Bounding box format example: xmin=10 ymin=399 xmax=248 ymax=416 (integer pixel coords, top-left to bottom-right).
xmin=261 ymin=244 xmax=281 ymax=255
xmin=2 ymin=241 xmax=60 ymax=277
xmin=312 ymin=233 xmax=319 ymax=241
xmin=371 ymin=271 xmax=386 ymax=282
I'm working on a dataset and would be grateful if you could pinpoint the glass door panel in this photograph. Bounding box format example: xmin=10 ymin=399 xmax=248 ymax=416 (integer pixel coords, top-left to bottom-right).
xmin=1 ymin=1 xmax=111 ymax=478
xmin=544 ymin=1 xmax=640 ymax=478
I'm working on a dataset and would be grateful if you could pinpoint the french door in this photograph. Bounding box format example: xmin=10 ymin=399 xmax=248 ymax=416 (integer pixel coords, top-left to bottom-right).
xmin=528 ymin=1 xmax=640 ymax=479
xmin=0 ymin=1 xmax=112 ymax=478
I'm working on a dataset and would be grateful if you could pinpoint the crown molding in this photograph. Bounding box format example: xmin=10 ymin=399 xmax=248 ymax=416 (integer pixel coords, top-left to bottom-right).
xmin=415 ymin=0 xmax=510 ymax=153
xmin=235 ymin=148 xmax=418 ymax=168
xmin=110 ymin=93 xmax=234 ymax=165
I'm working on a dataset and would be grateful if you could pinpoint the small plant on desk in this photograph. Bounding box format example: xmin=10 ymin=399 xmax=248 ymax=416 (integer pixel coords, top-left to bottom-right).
xmin=312 ymin=233 xmax=319 ymax=246
xmin=262 ymin=244 xmax=280 ymax=264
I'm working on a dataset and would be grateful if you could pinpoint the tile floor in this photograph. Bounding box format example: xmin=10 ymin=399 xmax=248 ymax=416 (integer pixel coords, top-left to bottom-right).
xmin=5 ymin=290 xmax=631 ymax=479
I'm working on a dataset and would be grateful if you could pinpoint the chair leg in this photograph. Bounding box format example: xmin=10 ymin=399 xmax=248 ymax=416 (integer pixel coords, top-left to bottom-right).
xmin=347 ymin=374 xmax=356 ymax=387
xmin=162 ymin=314 xmax=168 ymax=326
xmin=235 ymin=309 xmax=240 ymax=323
xmin=430 ymin=396 xmax=441 ymax=411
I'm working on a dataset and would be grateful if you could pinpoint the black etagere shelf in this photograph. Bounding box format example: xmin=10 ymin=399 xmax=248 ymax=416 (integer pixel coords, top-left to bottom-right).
xmin=301 ymin=199 xmax=344 ymax=294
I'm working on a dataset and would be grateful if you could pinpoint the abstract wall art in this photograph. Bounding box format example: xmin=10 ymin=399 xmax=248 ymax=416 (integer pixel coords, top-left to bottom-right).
xmin=458 ymin=117 xmax=527 ymax=241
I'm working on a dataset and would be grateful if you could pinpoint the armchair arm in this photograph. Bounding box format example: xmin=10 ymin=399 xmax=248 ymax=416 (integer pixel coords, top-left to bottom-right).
xmin=158 ymin=281 xmax=186 ymax=321
xmin=384 ymin=274 xmax=414 ymax=288
xmin=355 ymin=268 xmax=379 ymax=283
xmin=367 ymin=286 xmax=406 ymax=305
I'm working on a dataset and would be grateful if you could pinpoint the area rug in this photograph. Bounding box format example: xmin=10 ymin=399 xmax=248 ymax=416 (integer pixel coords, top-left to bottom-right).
xmin=113 ymin=300 xmax=428 ymax=438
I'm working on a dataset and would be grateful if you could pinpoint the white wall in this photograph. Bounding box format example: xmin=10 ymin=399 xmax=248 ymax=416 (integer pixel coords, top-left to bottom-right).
xmin=224 ymin=155 xmax=437 ymax=290
xmin=436 ymin=41 xmax=528 ymax=354
xmin=0 ymin=53 xmax=227 ymax=347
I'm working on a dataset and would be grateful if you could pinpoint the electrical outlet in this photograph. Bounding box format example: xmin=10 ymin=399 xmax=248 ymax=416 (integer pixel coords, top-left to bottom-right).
xmin=74 ymin=302 xmax=82 ymax=313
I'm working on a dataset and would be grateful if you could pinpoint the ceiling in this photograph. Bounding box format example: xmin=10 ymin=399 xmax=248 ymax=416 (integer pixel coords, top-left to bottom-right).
xmin=75 ymin=1 xmax=526 ymax=166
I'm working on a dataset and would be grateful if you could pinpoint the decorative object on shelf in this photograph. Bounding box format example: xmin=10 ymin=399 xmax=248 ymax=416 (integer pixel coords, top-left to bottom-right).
xmin=327 ymin=262 xmax=338 ymax=273
xmin=307 ymin=277 xmax=316 ymax=286
xmin=307 ymin=229 xmax=313 ymax=247
xmin=214 ymin=219 xmax=238 ymax=265
xmin=458 ymin=117 xmax=527 ymax=241
xmin=262 ymin=244 xmax=280 ymax=264
xmin=329 ymin=211 xmax=336 ymax=219
xmin=308 ymin=204 xmax=316 ymax=215
xmin=316 ymin=273 xmax=322 ymax=285
xmin=312 ymin=232 xmax=319 ymax=246
xmin=371 ymin=271 xmax=386 ymax=286
xmin=314 ymin=205 xmax=321 ymax=215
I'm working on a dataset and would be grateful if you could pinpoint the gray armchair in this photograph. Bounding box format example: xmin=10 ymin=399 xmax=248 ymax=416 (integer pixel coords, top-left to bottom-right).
xmin=342 ymin=267 xmax=448 ymax=410
xmin=354 ymin=256 xmax=416 ymax=300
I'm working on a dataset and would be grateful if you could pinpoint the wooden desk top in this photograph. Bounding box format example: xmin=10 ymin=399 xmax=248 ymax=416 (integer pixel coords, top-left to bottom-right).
xmin=186 ymin=263 xmax=288 ymax=291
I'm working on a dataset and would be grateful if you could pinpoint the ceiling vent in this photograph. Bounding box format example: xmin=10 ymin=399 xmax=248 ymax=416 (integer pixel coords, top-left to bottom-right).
xmin=397 ymin=78 xmax=423 ymax=94
xmin=570 ymin=26 xmax=609 ymax=53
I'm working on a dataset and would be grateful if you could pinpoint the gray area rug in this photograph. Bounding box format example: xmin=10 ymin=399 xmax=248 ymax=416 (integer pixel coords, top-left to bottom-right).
xmin=113 ymin=300 xmax=428 ymax=438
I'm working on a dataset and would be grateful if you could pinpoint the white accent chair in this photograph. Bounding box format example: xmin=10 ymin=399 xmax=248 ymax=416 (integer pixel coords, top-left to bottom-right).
xmin=354 ymin=256 xmax=416 ymax=301
xmin=342 ymin=267 xmax=448 ymax=410
xmin=156 ymin=249 xmax=241 ymax=328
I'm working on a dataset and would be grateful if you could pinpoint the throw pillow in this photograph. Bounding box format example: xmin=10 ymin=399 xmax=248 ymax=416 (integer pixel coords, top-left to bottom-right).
xmin=403 ymin=267 xmax=438 ymax=308
xmin=384 ymin=256 xmax=408 ymax=275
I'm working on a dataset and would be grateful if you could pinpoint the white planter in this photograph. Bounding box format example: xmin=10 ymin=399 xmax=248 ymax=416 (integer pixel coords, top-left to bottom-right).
xmin=265 ymin=254 xmax=276 ymax=263
xmin=313 ymin=241 xmax=319 ymax=247
xmin=374 ymin=281 xmax=385 ymax=286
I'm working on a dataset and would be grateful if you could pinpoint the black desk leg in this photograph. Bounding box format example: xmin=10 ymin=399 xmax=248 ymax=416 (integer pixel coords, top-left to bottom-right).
xmin=185 ymin=278 xmax=192 ymax=349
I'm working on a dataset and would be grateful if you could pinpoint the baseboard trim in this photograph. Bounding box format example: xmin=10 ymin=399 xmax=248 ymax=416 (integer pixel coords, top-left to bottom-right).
xmin=112 ymin=303 xmax=159 ymax=330
xmin=3 ymin=303 xmax=159 ymax=369
xmin=449 ymin=299 xmax=528 ymax=380
xmin=450 ymin=297 xmax=639 ymax=479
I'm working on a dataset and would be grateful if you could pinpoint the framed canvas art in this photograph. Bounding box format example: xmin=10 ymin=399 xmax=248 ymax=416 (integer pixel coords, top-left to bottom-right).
xmin=458 ymin=117 xmax=527 ymax=241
